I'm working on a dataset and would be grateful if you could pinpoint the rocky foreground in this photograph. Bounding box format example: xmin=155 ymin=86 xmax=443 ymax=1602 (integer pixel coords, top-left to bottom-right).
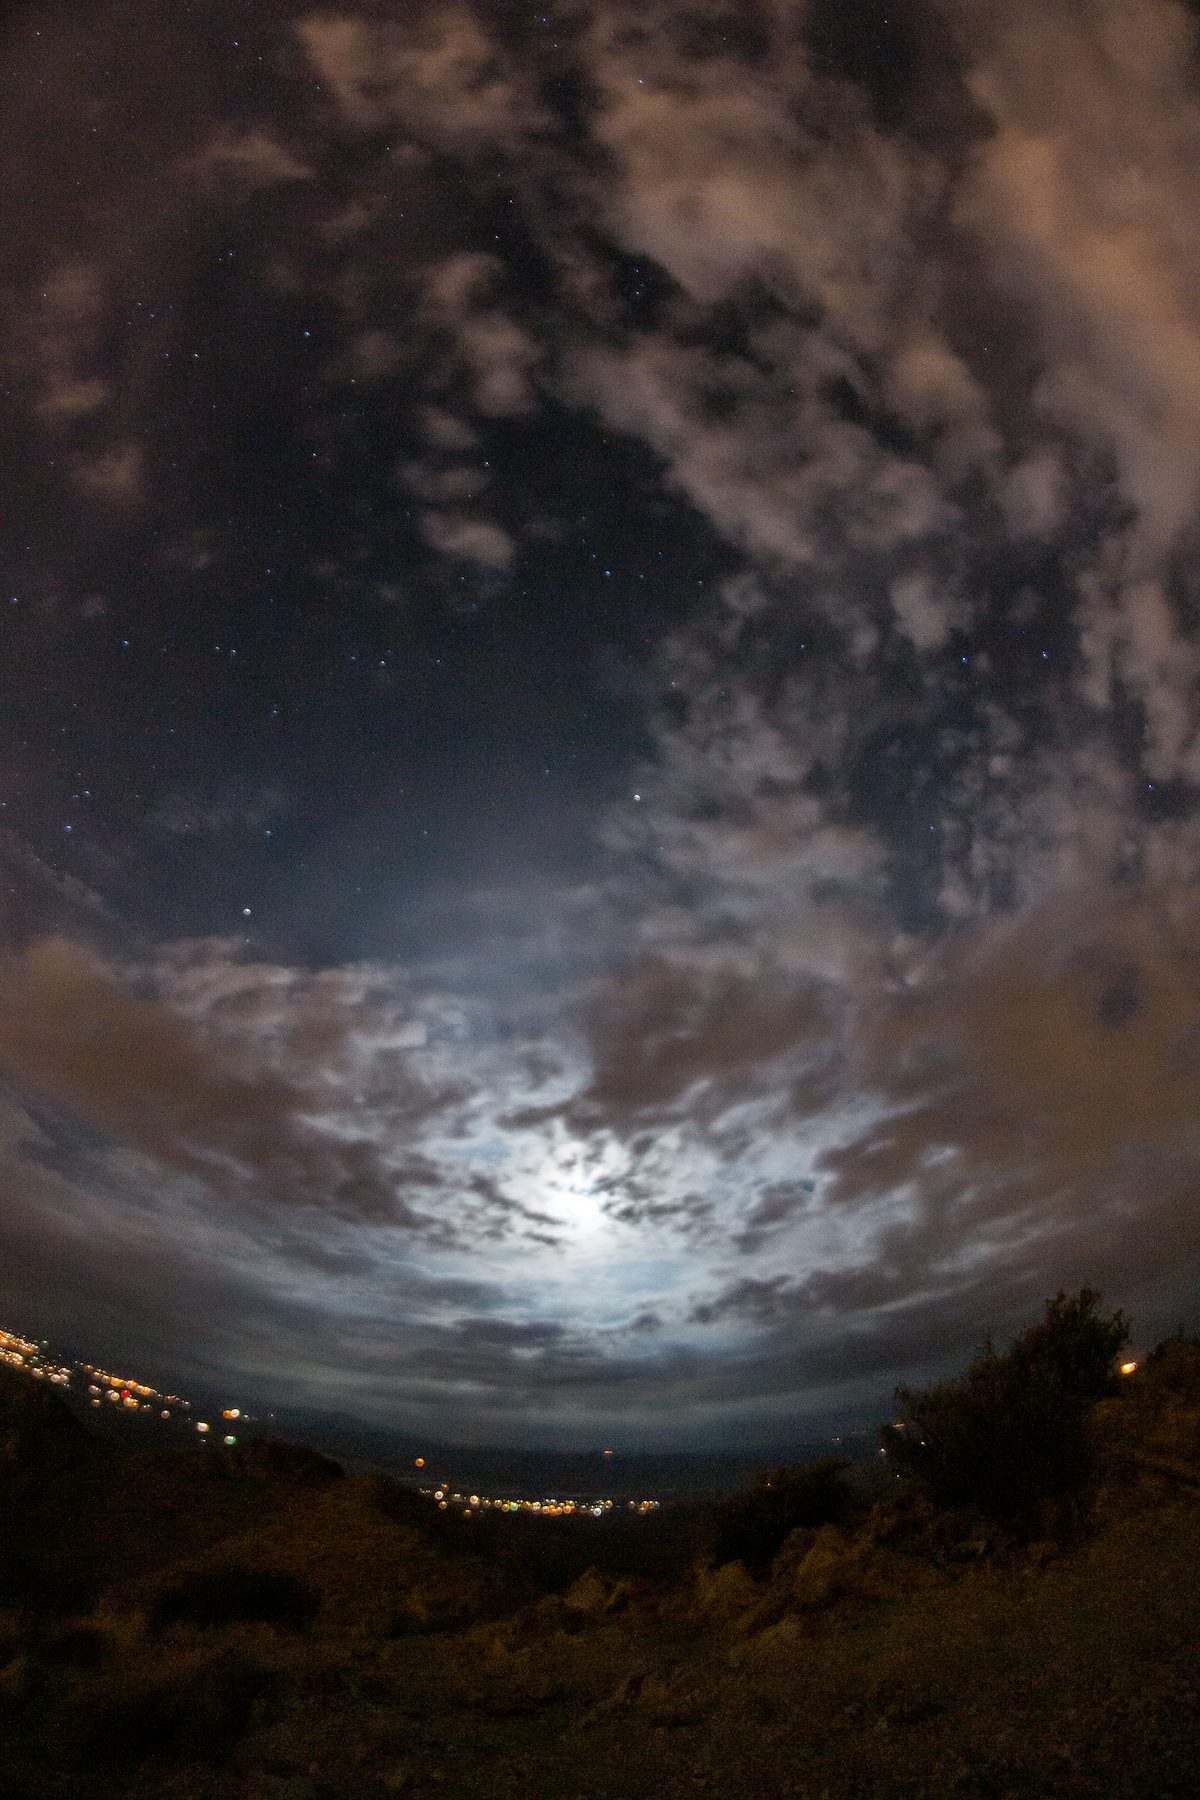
xmin=1 ymin=1352 xmax=1198 ymax=1800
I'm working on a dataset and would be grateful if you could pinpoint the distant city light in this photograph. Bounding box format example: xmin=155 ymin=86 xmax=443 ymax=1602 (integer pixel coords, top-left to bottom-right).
xmin=415 ymin=1483 xmax=657 ymax=1517
xmin=3 ymin=1314 xmax=667 ymax=1520
xmin=4 ymin=1324 xmax=250 ymax=1437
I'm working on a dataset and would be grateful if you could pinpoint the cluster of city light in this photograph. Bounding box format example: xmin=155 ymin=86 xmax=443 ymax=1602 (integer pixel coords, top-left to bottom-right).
xmin=2 ymin=1319 xmax=251 ymax=1440
xmin=0 ymin=1327 xmax=72 ymax=1386
xmin=84 ymin=1368 xmax=186 ymax=1415
xmin=419 ymin=1486 xmax=659 ymax=1517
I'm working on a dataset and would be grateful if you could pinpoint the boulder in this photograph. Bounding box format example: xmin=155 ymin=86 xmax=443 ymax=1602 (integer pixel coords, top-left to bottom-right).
xmin=788 ymin=1524 xmax=870 ymax=1609
xmin=693 ymin=1558 xmax=757 ymax=1621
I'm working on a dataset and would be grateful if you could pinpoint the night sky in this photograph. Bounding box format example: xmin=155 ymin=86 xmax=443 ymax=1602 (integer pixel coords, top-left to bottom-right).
xmin=3 ymin=0 xmax=1200 ymax=1449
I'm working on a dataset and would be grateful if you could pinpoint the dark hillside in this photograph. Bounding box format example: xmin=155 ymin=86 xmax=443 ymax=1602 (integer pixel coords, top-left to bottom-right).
xmin=0 ymin=1363 xmax=96 ymax=1474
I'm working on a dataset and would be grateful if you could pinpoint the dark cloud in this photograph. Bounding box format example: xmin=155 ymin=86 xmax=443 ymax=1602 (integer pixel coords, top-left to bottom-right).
xmin=573 ymin=957 xmax=836 ymax=1126
xmin=732 ymin=1180 xmax=816 ymax=1254
xmin=789 ymin=897 xmax=1200 ymax=1331
xmin=0 ymin=936 xmax=455 ymax=1231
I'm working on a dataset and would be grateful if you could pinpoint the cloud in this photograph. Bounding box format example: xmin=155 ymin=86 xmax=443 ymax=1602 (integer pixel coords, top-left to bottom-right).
xmin=558 ymin=890 xmax=1200 ymax=1422
xmin=0 ymin=830 xmax=111 ymax=938
xmin=786 ymin=894 xmax=1200 ymax=1325
xmin=1075 ymin=568 xmax=1200 ymax=782
xmin=28 ymin=260 xmax=110 ymax=425
xmin=421 ymin=252 xmax=540 ymax=416
xmin=955 ymin=0 xmax=1200 ymax=774
xmin=420 ymin=406 xmax=479 ymax=451
xmin=1000 ymin=448 xmax=1067 ymax=539
xmin=402 ymin=463 xmax=489 ymax=504
xmin=74 ymin=442 xmax=143 ymax=505
xmin=732 ymin=1181 xmax=816 ymax=1255
xmin=959 ymin=0 xmax=1200 ymax=560
xmin=573 ymin=324 xmax=951 ymax=576
xmin=0 ymin=937 xmax=457 ymax=1232
xmin=419 ymin=509 xmax=515 ymax=568
xmin=185 ymin=127 xmax=314 ymax=188
xmin=39 ymin=377 xmax=108 ymax=423
xmin=0 ymin=1086 xmax=527 ymax=1417
xmin=569 ymin=955 xmax=837 ymax=1129
xmin=296 ymin=9 xmax=545 ymax=150
xmin=889 ymin=569 xmax=956 ymax=653
xmin=586 ymin=5 xmax=922 ymax=341
xmin=559 ymin=7 xmax=983 ymax=591
xmin=345 ymin=329 xmax=404 ymax=380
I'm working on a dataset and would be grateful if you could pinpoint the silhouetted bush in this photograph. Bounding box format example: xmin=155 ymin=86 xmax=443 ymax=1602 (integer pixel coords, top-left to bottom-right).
xmin=1142 ymin=1331 xmax=1200 ymax=1401
xmin=83 ymin=1648 xmax=270 ymax=1763
xmin=0 ymin=1366 xmax=94 ymax=1475
xmin=708 ymin=1458 xmax=853 ymax=1573
xmin=149 ymin=1564 xmax=319 ymax=1633
xmin=883 ymin=1288 xmax=1130 ymax=1523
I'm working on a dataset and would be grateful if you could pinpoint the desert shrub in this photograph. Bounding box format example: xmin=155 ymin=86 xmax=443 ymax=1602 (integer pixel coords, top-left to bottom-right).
xmin=708 ymin=1458 xmax=853 ymax=1574
xmin=149 ymin=1564 xmax=319 ymax=1633
xmin=883 ymin=1288 xmax=1130 ymax=1523
xmin=1141 ymin=1332 xmax=1200 ymax=1401
xmin=1090 ymin=1333 xmax=1200 ymax=1500
xmin=83 ymin=1647 xmax=269 ymax=1763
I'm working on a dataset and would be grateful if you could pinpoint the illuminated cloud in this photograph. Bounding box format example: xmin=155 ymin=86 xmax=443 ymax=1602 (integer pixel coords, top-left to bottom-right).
xmin=185 ymin=127 xmax=315 ymax=188
xmin=296 ymin=9 xmax=546 ymax=149
xmin=419 ymin=510 xmax=515 ymax=569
